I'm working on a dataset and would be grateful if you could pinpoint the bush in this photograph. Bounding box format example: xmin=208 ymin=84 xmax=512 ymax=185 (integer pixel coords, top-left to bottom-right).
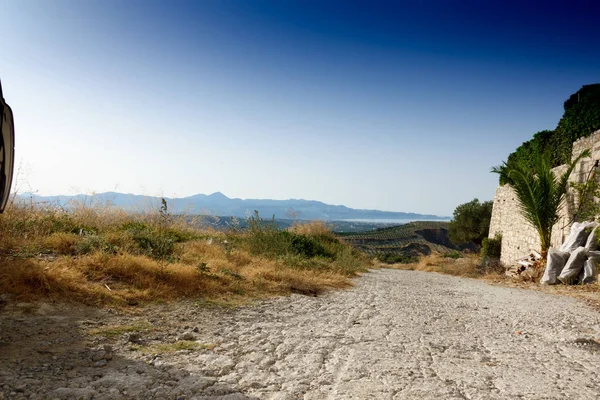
xmin=333 ymin=247 xmax=365 ymax=274
xmin=503 ymin=84 xmax=600 ymax=181
xmin=481 ymin=233 xmax=502 ymax=259
xmin=75 ymin=234 xmax=114 ymax=255
xmin=242 ymin=211 xmax=365 ymax=274
xmin=289 ymin=234 xmax=332 ymax=258
xmin=443 ymin=250 xmax=462 ymax=259
xmin=120 ymin=222 xmax=184 ymax=260
xmin=448 ymin=199 xmax=492 ymax=246
xmin=378 ymin=253 xmax=418 ymax=264
xmin=245 ymin=211 xmax=333 ymax=258
xmin=245 ymin=211 xmax=291 ymax=256
xmin=129 ymin=230 xmax=176 ymax=260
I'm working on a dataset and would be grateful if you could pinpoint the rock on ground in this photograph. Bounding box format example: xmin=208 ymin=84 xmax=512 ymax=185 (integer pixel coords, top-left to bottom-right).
xmin=1 ymin=269 xmax=599 ymax=399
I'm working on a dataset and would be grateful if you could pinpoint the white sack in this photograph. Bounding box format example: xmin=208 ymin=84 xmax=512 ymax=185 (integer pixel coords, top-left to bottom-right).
xmin=585 ymin=224 xmax=600 ymax=251
xmin=541 ymin=247 xmax=570 ymax=285
xmin=587 ymin=250 xmax=600 ymax=260
xmin=579 ymin=258 xmax=598 ymax=284
xmin=561 ymin=222 xmax=596 ymax=253
xmin=558 ymin=246 xmax=588 ymax=284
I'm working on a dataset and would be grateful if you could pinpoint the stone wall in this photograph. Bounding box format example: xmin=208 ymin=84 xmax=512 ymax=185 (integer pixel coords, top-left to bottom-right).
xmin=489 ymin=129 xmax=600 ymax=265
xmin=489 ymin=185 xmax=570 ymax=264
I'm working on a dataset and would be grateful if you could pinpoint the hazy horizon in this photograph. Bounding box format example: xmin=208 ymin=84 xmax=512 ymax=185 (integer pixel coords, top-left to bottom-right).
xmin=22 ymin=190 xmax=451 ymax=218
xmin=2 ymin=1 xmax=598 ymax=215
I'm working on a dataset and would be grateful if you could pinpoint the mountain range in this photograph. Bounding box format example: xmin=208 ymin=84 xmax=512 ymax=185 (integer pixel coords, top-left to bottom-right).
xmin=19 ymin=192 xmax=449 ymax=221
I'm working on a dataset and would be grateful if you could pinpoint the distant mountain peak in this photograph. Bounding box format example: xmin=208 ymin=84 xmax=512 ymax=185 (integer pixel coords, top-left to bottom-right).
xmin=18 ymin=191 xmax=449 ymax=221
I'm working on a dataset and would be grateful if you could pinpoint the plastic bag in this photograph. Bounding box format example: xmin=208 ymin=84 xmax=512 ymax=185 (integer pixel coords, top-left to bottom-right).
xmin=561 ymin=222 xmax=596 ymax=253
xmin=558 ymin=246 xmax=588 ymax=284
xmin=541 ymin=247 xmax=570 ymax=285
xmin=579 ymin=258 xmax=598 ymax=284
xmin=584 ymin=224 xmax=600 ymax=251
xmin=588 ymin=250 xmax=600 ymax=260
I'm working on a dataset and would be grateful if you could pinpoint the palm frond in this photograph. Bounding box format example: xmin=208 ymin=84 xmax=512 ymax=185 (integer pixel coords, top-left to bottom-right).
xmin=491 ymin=149 xmax=591 ymax=252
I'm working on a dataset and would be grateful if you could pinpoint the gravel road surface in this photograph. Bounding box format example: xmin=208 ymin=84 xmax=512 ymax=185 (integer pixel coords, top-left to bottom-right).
xmin=1 ymin=269 xmax=600 ymax=399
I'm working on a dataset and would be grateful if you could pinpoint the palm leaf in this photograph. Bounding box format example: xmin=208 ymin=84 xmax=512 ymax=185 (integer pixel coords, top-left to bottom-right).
xmin=491 ymin=149 xmax=591 ymax=252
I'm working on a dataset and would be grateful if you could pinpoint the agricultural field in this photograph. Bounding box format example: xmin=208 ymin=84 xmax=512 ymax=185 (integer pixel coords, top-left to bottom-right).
xmin=188 ymin=215 xmax=395 ymax=233
xmin=338 ymin=221 xmax=459 ymax=263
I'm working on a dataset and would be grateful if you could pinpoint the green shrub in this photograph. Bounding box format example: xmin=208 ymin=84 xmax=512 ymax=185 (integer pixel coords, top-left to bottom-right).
xmin=120 ymin=221 xmax=150 ymax=232
xmin=245 ymin=211 xmax=291 ymax=256
xmin=448 ymin=199 xmax=492 ymax=246
xmin=378 ymin=253 xmax=418 ymax=264
xmin=280 ymin=253 xmax=331 ymax=270
xmin=75 ymin=234 xmax=114 ymax=255
xmin=480 ymin=234 xmax=502 ymax=259
xmin=119 ymin=219 xmax=196 ymax=260
xmin=569 ymin=171 xmax=600 ymax=222
xmin=242 ymin=211 xmax=365 ymax=275
xmin=289 ymin=234 xmax=333 ymax=258
xmin=129 ymin=230 xmax=176 ymax=260
xmin=502 ymin=84 xmax=600 ymax=183
xmin=333 ymin=247 xmax=365 ymax=275
xmin=443 ymin=250 xmax=462 ymax=259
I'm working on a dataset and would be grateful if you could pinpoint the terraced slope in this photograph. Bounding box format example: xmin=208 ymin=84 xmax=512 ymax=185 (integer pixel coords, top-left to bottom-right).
xmin=338 ymin=221 xmax=457 ymax=260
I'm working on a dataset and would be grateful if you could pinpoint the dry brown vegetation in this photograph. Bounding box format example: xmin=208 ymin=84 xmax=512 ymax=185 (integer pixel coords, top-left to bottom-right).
xmin=0 ymin=201 xmax=368 ymax=306
xmin=386 ymin=253 xmax=503 ymax=278
xmin=388 ymin=252 xmax=600 ymax=308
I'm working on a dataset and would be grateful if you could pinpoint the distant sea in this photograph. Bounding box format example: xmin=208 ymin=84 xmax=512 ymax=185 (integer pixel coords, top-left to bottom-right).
xmin=341 ymin=218 xmax=451 ymax=224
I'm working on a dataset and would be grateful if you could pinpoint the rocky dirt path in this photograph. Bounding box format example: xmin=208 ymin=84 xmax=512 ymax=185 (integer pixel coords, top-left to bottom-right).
xmin=1 ymin=269 xmax=600 ymax=399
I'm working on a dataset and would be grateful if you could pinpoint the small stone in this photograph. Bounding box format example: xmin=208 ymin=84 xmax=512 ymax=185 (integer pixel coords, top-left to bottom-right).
xmin=91 ymin=351 xmax=106 ymax=362
xmin=193 ymin=327 xmax=199 ymax=333
xmin=93 ymin=360 xmax=107 ymax=368
xmin=180 ymin=331 xmax=196 ymax=341
xmin=127 ymin=333 xmax=142 ymax=344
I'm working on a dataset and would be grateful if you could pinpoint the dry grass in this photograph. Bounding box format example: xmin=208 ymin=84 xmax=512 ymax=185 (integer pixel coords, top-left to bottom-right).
xmin=0 ymin=202 xmax=365 ymax=306
xmin=289 ymin=220 xmax=332 ymax=236
xmin=387 ymin=253 xmax=503 ymax=278
xmin=485 ymin=272 xmax=600 ymax=309
xmin=131 ymin=341 xmax=217 ymax=354
xmin=388 ymin=252 xmax=600 ymax=307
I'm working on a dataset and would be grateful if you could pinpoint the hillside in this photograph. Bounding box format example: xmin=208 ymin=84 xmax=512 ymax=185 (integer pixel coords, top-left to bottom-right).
xmin=340 ymin=221 xmax=459 ymax=262
xmin=186 ymin=215 xmax=397 ymax=233
xmin=19 ymin=192 xmax=448 ymax=222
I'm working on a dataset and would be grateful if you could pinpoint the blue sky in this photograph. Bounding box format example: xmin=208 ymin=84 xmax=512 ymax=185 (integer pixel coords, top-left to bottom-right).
xmin=1 ymin=0 xmax=598 ymax=216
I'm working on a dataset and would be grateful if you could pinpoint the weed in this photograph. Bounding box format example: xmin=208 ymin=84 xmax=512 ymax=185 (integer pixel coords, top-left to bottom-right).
xmin=221 ymin=268 xmax=244 ymax=280
xmin=443 ymin=250 xmax=462 ymax=259
xmin=378 ymin=253 xmax=418 ymax=264
xmin=134 ymin=341 xmax=216 ymax=354
xmin=481 ymin=234 xmax=502 ymax=260
xmin=197 ymin=262 xmax=210 ymax=273
xmin=75 ymin=234 xmax=115 ymax=255
xmin=390 ymin=253 xmax=501 ymax=279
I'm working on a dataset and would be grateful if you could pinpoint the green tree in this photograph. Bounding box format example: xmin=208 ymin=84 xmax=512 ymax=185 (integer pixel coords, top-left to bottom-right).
xmin=502 ymin=84 xmax=600 ymax=185
xmin=491 ymin=149 xmax=591 ymax=255
xmin=448 ymin=199 xmax=493 ymax=246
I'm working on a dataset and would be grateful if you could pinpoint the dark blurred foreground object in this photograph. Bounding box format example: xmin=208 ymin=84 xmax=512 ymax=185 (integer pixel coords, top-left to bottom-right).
xmin=0 ymin=80 xmax=15 ymax=213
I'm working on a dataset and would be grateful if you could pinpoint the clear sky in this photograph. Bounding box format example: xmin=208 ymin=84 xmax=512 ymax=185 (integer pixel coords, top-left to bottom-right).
xmin=1 ymin=0 xmax=599 ymax=216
